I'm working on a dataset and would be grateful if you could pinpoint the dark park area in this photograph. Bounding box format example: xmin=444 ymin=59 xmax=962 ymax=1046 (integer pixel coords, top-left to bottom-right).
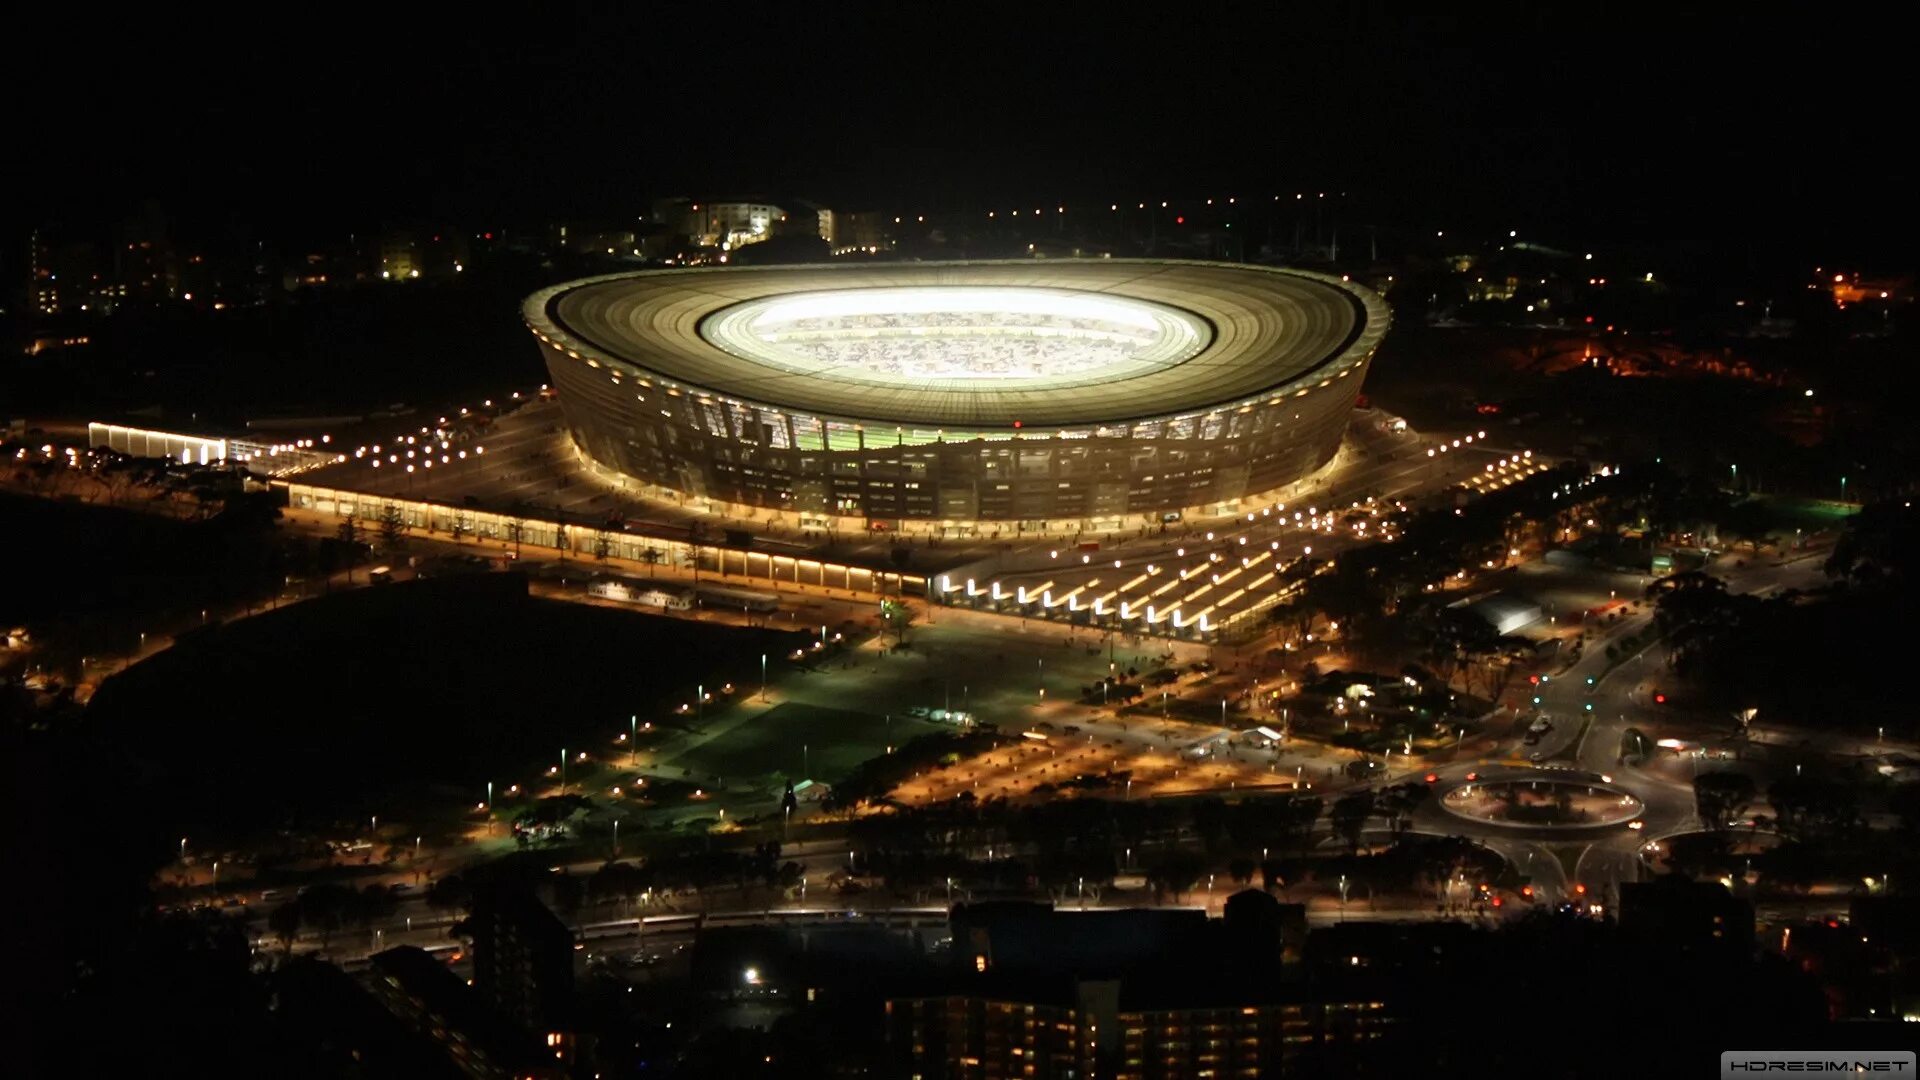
xmin=85 ymin=573 xmax=806 ymax=846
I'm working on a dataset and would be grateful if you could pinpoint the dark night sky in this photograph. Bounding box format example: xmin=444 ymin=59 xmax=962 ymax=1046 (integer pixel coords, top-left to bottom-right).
xmin=12 ymin=7 xmax=1911 ymax=269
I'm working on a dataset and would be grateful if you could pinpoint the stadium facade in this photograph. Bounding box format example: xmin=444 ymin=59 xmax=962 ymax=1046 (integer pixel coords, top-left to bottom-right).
xmin=524 ymin=260 xmax=1388 ymax=528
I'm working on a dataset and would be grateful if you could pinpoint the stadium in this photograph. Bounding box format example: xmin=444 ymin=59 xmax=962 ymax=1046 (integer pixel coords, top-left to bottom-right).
xmin=524 ymin=260 xmax=1389 ymax=528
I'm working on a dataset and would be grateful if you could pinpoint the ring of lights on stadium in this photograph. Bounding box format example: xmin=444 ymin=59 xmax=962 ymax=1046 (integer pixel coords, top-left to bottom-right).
xmin=525 ymin=260 xmax=1389 ymax=524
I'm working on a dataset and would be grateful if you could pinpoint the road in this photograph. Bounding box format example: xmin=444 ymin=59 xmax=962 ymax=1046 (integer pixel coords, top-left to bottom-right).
xmin=1406 ymin=546 xmax=1834 ymax=910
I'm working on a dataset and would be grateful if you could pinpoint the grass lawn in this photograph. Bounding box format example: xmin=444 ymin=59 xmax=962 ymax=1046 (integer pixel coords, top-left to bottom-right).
xmin=671 ymin=702 xmax=944 ymax=785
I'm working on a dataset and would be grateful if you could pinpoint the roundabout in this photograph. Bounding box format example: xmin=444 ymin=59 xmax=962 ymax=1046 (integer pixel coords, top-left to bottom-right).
xmin=1439 ymin=775 xmax=1645 ymax=830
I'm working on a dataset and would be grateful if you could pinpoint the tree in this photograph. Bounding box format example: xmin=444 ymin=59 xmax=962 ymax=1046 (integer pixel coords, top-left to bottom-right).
xmin=357 ymin=883 xmax=399 ymax=927
xmin=588 ymin=861 xmax=649 ymax=906
xmin=1228 ymin=857 xmax=1256 ymax=885
xmin=425 ymin=874 xmax=472 ymax=913
xmin=1145 ymin=850 xmax=1205 ymax=903
xmin=880 ymin=598 xmax=915 ymax=647
xmin=379 ymin=503 xmax=406 ymax=548
xmin=1375 ymin=782 xmax=1432 ymax=835
xmin=1889 ymin=783 xmax=1920 ymax=834
xmin=267 ymin=899 xmax=303 ymax=955
xmin=1331 ymin=791 xmax=1376 ymax=852
xmin=1693 ymin=771 xmax=1757 ymax=830
xmin=335 ymin=516 xmax=362 ymax=583
xmin=296 ymin=882 xmax=359 ymax=952
xmin=549 ymin=871 xmax=585 ymax=919
xmin=1767 ymin=775 xmax=1857 ymax=842
xmin=1664 ymin=832 xmax=1738 ymax=880
xmin=1826 ymin=501 xmax=1920 ymax=587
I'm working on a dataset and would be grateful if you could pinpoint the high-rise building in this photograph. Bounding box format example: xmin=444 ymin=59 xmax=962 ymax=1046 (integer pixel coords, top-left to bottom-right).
xmin=28 ymin=227 xmax=108 ymax=315
xmin=114 ymin=201 xmax=179 ymax=305
xmin=469 ymin=886 xmax=576 ymax=1043
xmin=358 ymin=946 xmax=552 ymax=1078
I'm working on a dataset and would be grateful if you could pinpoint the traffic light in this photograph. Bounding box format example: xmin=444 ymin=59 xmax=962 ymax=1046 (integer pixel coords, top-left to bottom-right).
xmin=1528 ymin=675 xmax=1540 ymax=686
xmin=1654 ymin=692 xmax=1667 ymax=705
xmin=1532 ymin=696 xmax=1542 ymax=706
xmin=1521 ymin=885 xmax=1534 ymax=901
xmin=1585 ymin=676 xmax=1597 ymax=687
xmin=1574 ymin=883 xmax=1587 ymax=896
xmin=1584 ymin=702 xmax=1595 ymax=712
xmin=1540 ymin=675 xmax=1551 ymax=684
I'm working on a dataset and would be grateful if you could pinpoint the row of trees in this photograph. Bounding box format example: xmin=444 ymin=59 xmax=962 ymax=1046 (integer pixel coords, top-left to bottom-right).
xmin=1268 ymin=459 xmax=1780 ymax=657
xmin=1647 ymin=502 xmax=1914 ymax=728
xmin=266 ymin=881 xmax=402 ymax=953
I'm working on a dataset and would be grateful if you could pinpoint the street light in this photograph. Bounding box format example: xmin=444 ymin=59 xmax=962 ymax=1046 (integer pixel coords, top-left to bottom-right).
xmin=760 ymin=653 xmax=768 ymax=701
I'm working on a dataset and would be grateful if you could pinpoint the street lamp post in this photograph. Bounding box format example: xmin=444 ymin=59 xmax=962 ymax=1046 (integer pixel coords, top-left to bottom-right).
xmin=630 ymin=715 xmax=638 ymax=766
xmin=760 ymin=654 xmax=768 ymax=702
xmin=560 ymin=749 xmax=567 ymax=794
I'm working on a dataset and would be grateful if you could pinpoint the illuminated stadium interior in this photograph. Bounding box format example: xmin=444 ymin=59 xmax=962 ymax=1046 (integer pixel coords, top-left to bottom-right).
xmin=527 ymin=261 xmax=1389 ymax=524
xmin=699 ymin=286 xmax=1213 ymax=390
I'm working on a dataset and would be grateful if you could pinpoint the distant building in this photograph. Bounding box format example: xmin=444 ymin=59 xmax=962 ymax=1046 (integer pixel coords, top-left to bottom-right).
xmin=888 ymin=981 xmax=1394 ymax=1080
xmin=950 ymin=902 xmax=1212 ymax=980
xmin=650 ymin=196 xmax=833 ymax=251
xmin=377 ymin=230 xmax=421 ymax=281
xmin=888 ymin=993 xmax=1091 ymax=1079
xmin=889 ymin=896 xmax=1388 ymax=1078
xmin=834 ymin=210 xmax=893 ymax=252
xmin=469 ymin=886 xmax=577 ymax=1043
